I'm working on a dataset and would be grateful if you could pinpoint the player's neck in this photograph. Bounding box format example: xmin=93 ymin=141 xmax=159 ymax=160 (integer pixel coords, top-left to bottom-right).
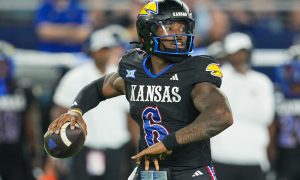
xmin=150 ymin=55 xmax=172 ymax=74
xmin=95 ymin=62 xmax=107 ymax=74
xmin=232 ymin=63 xmax=249 ymax=74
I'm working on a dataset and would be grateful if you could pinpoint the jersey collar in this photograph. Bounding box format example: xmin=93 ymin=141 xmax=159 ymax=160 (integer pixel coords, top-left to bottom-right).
xmin=143 ymin=55 xmax=174 ymax=79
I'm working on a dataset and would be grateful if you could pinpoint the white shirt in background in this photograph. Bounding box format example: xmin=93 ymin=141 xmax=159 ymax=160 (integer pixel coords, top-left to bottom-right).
xmin=211 ymin=63 xmax=275 ymax=171
xmin=53 ymin=61 xmax=130 ymax=149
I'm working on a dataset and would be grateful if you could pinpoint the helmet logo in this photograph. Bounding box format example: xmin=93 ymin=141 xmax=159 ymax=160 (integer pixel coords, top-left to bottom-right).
xmin=138 ymin=1 xmax=158 ymax=17
xmin=206 ymin=63 xmax=223 ymax=78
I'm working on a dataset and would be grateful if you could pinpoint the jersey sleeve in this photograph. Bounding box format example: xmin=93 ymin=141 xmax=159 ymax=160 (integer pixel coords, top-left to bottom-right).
xmin=192 ymin=55 xmax=222 ymax=88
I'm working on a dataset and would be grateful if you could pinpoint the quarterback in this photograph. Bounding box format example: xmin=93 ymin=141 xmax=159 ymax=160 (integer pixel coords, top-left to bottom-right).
xmin=48 ymin=0 xmax=233 ymax=179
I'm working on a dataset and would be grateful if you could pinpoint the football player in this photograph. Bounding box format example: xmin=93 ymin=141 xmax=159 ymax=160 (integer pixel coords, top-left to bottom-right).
xmin=48 ymin=0 xmax=233 ymax=179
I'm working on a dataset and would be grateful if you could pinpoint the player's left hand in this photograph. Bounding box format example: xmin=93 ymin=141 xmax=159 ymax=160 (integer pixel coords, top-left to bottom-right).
xmin=131 ymin=142 xmax=171 ymax=171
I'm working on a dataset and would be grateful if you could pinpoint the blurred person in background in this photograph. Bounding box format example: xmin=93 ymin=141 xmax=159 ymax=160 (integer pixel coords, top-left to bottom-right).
xmin=211 ymin=32 xmax=275 ymax=180
xmin=186 ymin=0 xmax=230 ymax=48
xmin=0 ymin=47 xmax=42 ymax=180
xmin=35 ymin=0 xmax=92 ymax=52
xmin=288 ymin=9 xmax=300 ymax=45
xmin=50 ymin=25 xmax=132 ymax=180
xmin=269 ymin=44 xmax=300 ymax=180
xmin=127 ymin=0 xmax=144 ymax=40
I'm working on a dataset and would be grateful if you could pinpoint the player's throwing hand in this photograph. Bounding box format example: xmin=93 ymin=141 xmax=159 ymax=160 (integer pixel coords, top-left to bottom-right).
xmin=48 ymin=109 xmax=87 ymax=136
xmin=131 ymin=142 xmax=171 ymax=171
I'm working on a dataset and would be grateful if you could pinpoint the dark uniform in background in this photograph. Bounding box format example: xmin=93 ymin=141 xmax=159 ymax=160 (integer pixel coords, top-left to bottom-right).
xmin=118 ymin=49 xmax=220 ymax=179
xmin=0 ymin=53 xmax=41 ymax=180
xmin=272 ymin=60 xmax=300 ymax=180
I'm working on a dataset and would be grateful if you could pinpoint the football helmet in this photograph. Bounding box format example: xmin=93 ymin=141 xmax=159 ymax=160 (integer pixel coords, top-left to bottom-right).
xmin=136 ymin=0 xmax=195 ymax=62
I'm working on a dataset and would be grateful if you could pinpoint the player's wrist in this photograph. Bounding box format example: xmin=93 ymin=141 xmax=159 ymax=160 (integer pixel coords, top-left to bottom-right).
xmin=162 ymin=132 xmax=180 ymax=150
xmin=68 ymin=108 xmax=83 ymax=117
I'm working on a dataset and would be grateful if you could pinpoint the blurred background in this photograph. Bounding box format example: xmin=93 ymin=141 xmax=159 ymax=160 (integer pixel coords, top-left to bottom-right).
xmin=0 ymin=0 xmax=300 ymax=180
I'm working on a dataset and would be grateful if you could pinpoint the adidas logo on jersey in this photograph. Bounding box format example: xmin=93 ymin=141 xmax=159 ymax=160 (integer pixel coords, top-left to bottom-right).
xmin=192 ymin=170 xmax=203 ymax=177
xmin=170 ymin=74 xmax=179 ymax=81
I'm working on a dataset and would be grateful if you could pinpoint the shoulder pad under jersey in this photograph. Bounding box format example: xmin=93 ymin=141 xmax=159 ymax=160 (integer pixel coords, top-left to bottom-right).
xmin=118 ymin=48 xmax=147 ymax=79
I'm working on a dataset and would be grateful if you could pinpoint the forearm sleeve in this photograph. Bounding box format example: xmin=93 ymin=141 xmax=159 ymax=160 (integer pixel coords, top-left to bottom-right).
xmin=70 ymin=77 xmax=106 ymax=115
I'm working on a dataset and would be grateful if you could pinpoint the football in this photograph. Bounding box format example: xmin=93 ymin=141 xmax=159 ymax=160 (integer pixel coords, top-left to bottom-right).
xmin=44 ymin=122 xmax=85 ymax=158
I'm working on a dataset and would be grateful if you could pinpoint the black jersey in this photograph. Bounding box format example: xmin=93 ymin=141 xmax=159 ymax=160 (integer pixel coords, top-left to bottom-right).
xmin=0 ymin=79 xmax=35 ymax=165
xmin=118 ymin=49 xmax=222 ymax=171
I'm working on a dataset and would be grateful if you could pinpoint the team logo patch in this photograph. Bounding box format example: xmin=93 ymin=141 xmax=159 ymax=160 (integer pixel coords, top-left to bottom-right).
xmin=206 ymin=63 xmax=223 ymax=78
xmin=126 ymin=69 xmax=136 ymax=78
xmin=138 ymin=1 xmax=158 ymax=17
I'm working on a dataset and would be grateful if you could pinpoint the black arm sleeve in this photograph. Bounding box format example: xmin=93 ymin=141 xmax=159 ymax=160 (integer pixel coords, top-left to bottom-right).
xmin=70 ymin=77 xmax=106 ymax=115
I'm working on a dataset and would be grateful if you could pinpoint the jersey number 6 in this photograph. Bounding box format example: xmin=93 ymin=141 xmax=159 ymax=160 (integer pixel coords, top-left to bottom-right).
xmin=142 ymin=106 xmax=169 ymax=146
